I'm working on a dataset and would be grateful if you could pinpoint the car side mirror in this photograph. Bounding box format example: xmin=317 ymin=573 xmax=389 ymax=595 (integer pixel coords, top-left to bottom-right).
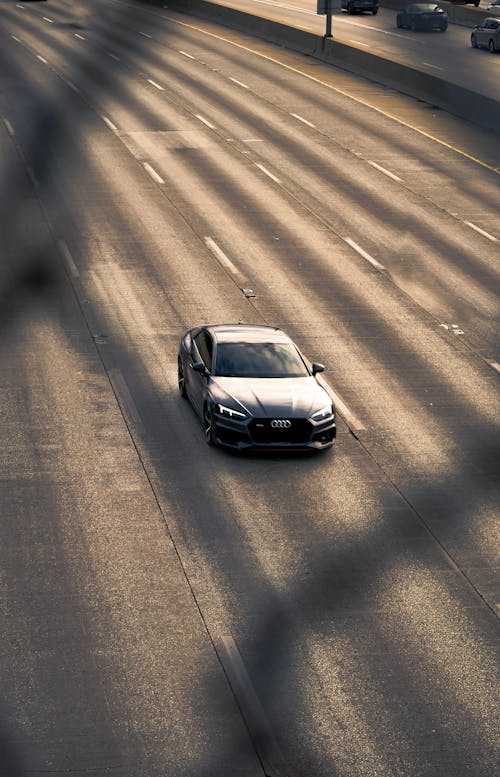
xmin=192 ymin=361 xmax=208 ymax=374
xmin=312 ymin=362 xmax=325 ymax=375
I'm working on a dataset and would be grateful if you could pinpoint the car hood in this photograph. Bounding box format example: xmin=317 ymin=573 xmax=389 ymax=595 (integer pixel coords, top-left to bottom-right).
xmin=210 ymin=376 xmax=332 ymax=418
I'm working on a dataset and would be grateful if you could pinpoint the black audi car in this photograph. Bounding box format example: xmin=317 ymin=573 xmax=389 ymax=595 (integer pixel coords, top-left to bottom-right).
xmin=178 ymin=324 xmax=336 ymax=451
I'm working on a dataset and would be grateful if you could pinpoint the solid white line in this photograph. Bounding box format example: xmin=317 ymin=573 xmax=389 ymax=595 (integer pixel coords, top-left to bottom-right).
xmin=196 ymin=114 xmax=215 ymax=129
xmin=179 ymin=50 xmax=195 ymax=58
xmin=3 ymin=118 xmax=15 ymax=137
xmin=489 ymin=361 xmax=500 ymax=374
xmin=368 ymin=160 xmax=402 ymax=182
xmin=349 ymin=39 xmax=369 ymax=47
xmin=345 ymin=237 xmax=385 ymax=270
xmin=215 ymin=635 xmax=284 ymax=776
xmin=291 ymin=113 xmax=315 ymax=128
xmin=422 ymin=62 xmax=443 ymax=70
xmin=255 ymin=163 xmax=281 ymax=184
xmin=27 ymin=167 xmax=39 ymax=188
xmin=59 ymin=240 xmax=79 ymax=278
xmin=36 ymin=55 xmax=48 ymax=64
xmin=330 ymin=389 xmax=365 ymax=432
xmin=107 ymin=52 xmax=120 ymax=61
xmin=464 ymin=221 xmax=497 ymax=242
xmin=229 ymin=76 xmax=249 ymax=89
xmin=143 ymin=162 xmax=164 ymax=184
xmin=139 ymin=31 xmax=152 ymax=38
xmin=101 ymin=115 xmax=118 ymax=132
xmin=109 ymin=369 xmax=144 ymax=431
xmin=74 ymin=33 xmax=86 ymax=40
xmin=204 ymin=237 xmax=241 ymax=276
xmin=43 ymin=16 xmax=53 ymax=23
xmin=147 ymin=78 xmax=164 ymax=91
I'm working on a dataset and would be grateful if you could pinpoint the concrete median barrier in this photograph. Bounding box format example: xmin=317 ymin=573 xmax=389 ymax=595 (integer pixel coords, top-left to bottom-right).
xmin=156 ymin=0 xmax=500 ymax=133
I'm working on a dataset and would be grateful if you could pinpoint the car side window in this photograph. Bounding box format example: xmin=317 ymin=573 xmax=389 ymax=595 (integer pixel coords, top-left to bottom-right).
xmin=194 ymin=331 xmax=213 ymax=371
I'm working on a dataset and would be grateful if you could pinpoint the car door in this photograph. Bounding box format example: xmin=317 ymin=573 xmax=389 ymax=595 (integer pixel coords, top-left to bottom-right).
xmin=189 ymin=330 xmax=213 ymax=415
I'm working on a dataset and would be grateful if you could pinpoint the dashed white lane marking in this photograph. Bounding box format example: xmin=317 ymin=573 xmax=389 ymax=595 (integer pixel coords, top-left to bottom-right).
xmin=255 ymin=163 xmax=281 ymax=184
xmin=368 ymin=160 xmax=402 ymax=182
xmin=422 ymin=62 xmax=443 ymax=70
xmin=3 ymin=118 xmax=15 ymax=136
xmin=143 ymin=162 xmax=164 ymax=184
xmin=59 ymin=240 xmax=79 ymax=278
xmin=65 ymin=79 xmax=80 ymax=93
xmin=204 ymin=236 xmax=242 ymax=277
xmin=16 ymin=4 xmax=24 ymax=8
xmin=490 ymin=361 xmax=500 ymax=374
xmin=464 ymin=221 xmax=497 ymax=242
xmin=147 ymin=78 xmax=164 ymax=91
xmin=11 ymin=35 xmax=21 ymax=42
xmin=345 ymin=237 xmax=385 ymax=270
xmin=349 ymin=39 xmax=369 ymax=47
xmin=101 ymin=115 xmax=118 ymax=132
xmin=229 ymin=76 xmax=249 ymax=89
xmin=36 ymin=55 xmax=48 ymax=64
xmin=107 ymin=52 xmax=120 ymax=61
xmin=179 ymin=50 xmax=195 ymax=58
xmin=43 ymin=16 xmax=53 ymax=23
xmin=291 ymin=113 xmax=315 ymax=128
xmin=74 ymin=33 xmax=86 ymax=40
xmin=196 ymin=114 xmax=215 ymax=129
xmin=139 ymin=30 xmax=152 ymax=38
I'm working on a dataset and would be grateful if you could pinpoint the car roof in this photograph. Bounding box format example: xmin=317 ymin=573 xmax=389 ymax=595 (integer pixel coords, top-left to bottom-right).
xmin=205 ymin=324 xmax=293 ymax=344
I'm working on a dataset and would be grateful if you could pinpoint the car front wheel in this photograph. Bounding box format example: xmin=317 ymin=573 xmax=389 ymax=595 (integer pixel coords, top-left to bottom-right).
xmin=203 ymin=405 xmax=215 ymax=446
xmin=178 ymin=359 xmax=187 ymax=398
xmin=471 ymin=33 xmax=477 ymax=48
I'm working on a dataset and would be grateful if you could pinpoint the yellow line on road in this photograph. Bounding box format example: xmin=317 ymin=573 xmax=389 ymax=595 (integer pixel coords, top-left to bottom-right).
xmin=166 ymin=15 xmax=499 ymax=175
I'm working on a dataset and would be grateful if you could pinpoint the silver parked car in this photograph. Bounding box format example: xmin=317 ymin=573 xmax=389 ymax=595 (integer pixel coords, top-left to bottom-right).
xmin=471 ymin=17 xmax=500 ymax=51
xmin=486 ymin=0 xmax=500 ymax=15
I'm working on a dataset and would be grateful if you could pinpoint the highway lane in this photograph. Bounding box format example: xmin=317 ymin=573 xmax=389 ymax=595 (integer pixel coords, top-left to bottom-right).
xmin=203 ymin=0 xmax=500 ymax=100
xmin=1 ymin=1 xmax=499 ymax=775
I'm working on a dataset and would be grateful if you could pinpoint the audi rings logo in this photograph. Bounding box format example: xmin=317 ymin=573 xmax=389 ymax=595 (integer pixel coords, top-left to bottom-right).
xmin=271 ymin=419 xmax=291 ymax=429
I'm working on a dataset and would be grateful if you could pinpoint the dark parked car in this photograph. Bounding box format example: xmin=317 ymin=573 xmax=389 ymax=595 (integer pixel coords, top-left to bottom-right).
xmin=342 ymin=0 xmax=379 ymax=14
xmin=178 ymin=324 xmax=336 ymax=451
xmin=471 ymin=17 xmax=500 ymax=50
xmin=396 ymin=3 xmax=448 ymax=30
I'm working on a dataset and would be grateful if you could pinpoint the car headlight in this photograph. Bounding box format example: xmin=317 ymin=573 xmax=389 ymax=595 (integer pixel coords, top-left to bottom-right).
xmin=311 ymin=404 xmax=334 ymax=421
xmin=216 ymin=403 xmax=247 ymax=420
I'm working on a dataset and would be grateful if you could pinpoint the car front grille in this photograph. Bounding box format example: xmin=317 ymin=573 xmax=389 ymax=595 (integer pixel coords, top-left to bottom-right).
xmin=248 ymin=418 xmax=313 ymax=444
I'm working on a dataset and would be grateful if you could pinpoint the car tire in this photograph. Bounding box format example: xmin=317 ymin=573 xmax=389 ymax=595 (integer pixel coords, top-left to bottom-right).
xmin=396 ymin=16 xmax=402 ymax=27
xmin=474 ymin=0 xmax=479 ymax=5
xmin=348 ymin=2 xmax=355 ymax=13
xmin=441 ymin=23 xmax=447 ymax=31
xmin=178 ymin=359 xmax=187 ymax=398
xmin=410 ymin=19 xmax=417 ymax=31
xmin=471 ymin=33 xmax=477 ymax=47
xmin=372 ymin=7 xmax=378 ymax=13
xmin=203 ymin=405 xmax=216 ymax=446
xmin=489 ymin=38 xmax=496 ymax=52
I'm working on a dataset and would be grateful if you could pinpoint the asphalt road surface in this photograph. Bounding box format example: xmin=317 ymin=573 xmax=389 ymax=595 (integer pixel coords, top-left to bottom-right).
xmin=0 ymin=0 xmax=499 ymax=775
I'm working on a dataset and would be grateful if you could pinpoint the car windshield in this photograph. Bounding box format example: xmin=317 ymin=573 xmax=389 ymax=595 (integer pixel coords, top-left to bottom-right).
xmin=214 ymin=342 xmax=310 ymax=378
